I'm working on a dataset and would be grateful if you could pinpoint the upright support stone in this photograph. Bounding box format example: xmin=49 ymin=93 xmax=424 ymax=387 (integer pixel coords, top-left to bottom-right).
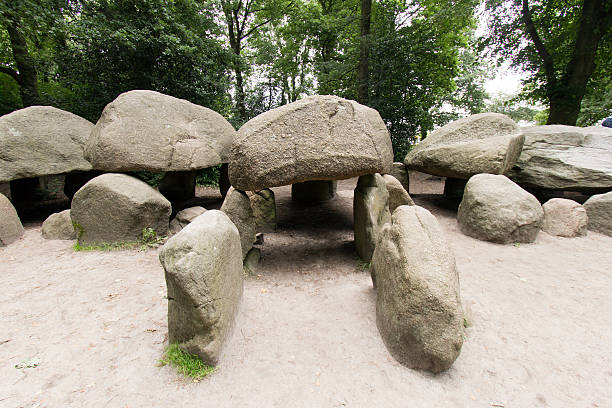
xmin=219 ymin=163 xmax=231 ymax=199
xmin=159 ymin=210 xmax=243 ymax=366
xmin=291 ymin=180 xmax=337 ymax=202
xmin=354 ymin=174 xmax=391 ymax=261
xmin=158 ymin=171 xmax=196 ymax=202
xmin=249 ymin=189 xmax=276 ymax=232
xmin=0 ymin=193 xmax=24 ymax=246
xmin=387 ymin=162 xmax=410 ymax=193
xmin=444 ymin=177 xmax=468 ymax=200
xmin=383 ymin=174 xmax=414 ymax=213
xmin=221 ymin=187 xmax=256 ymax=259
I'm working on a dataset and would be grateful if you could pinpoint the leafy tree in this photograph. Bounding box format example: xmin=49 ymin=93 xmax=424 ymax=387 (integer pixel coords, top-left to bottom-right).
xmin=485 ymin=0 xmax=612 ymax=125
xmin=486 ymin=93 xmax=542 ymax=123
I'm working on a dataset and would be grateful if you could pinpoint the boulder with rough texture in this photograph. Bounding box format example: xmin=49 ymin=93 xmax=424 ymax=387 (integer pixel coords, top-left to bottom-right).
xmin=229 ymin=95 xmax=393 ymax=191
xmin=71 ymin=173 xmax=171 ymax=244
xmin=291 ymin=180 xmax=337 ymax=202
xmin=404 ymin=113 xmax=524 ymax=179
xmin=42 ymin=210 xmax=76 ymax=240
xmin=508 ymin=125 xmax=612 ymax=193
xmin=372 ymin=205 xmax=464 ymax=373
xmin=0 ymin=193 xmax=24 ymax=246
xmin=542 ymin=198 xmax=587 ymax=238
xmin=169 ymin=206 xmax=207 ymax=234
xmin=458 ymin=174 xmax=543 ymax=244
xmin=387 ymin=162 xmax=410 ymax=192
xmin=159 ymin=210 xmax=243 ymax=366
xmin=248 ymin=189 xmax=276 ymax=232
xmin=0 ymin=106 xmax=93 ymax=183
xmin=85 ymin=90 xmax=235 ymax=172
xmin=354 ymin=174 xmax=391 ymax=261
xmin=221 ymin=187 xmax=256 ymax=259
xmin=383 ymin=174 xmax=414 ymax=213
xmin=584 ymin=191 xmax=612 ymax=237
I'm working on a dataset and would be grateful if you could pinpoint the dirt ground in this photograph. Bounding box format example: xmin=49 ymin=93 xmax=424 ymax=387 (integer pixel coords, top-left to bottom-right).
xmin=1 ymin=174 xmax=611 ymax=408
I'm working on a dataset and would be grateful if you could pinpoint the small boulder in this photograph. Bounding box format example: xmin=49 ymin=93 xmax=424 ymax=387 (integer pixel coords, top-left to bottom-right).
xmin=42 ymin=210 xmax=76 ymax=240
xmin=404 ymin=113 xmax=524 ymax=179
xmin=71 ymin=173 xmax=171 ymax=244
xmin=386 ymin=162 xmax=410 ymax=192
xmin=354 ymin=174 xmax=391 ymax=261
xmin=248 ymin=189 xmax=276 ymax=232
xmin=372 ymin=205 xmax=464 ymax=373
xmin=383 ymin=174 xmax=414 ymax=213
xmin=584 ymin=192 xmax=612 ymax=237
xmin=457 ymin=174 xmax=543 ymax=244
xmin=291 ymin=180 xmax=337 ymax=202
xmin=159 ymin=210 xmax=243 ymax=365
xmin=169 ymin=206 xmax=207 ymax=234
xmin=0 ymin=193 xmax=24 ymax=246
xmin=542 ymin=198 xmax=587 ymax=237
xmin=221 ymin=187 xmax=256 ymax=259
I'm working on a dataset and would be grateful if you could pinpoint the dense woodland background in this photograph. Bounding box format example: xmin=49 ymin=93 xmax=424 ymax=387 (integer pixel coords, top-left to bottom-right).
xmin=1 ymin=0 xmax=611 ymax=161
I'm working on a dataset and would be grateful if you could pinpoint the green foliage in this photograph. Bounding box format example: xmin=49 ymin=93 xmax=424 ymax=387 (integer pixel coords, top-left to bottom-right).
xmin=159 ymin=344 xmax=215 ymax=381
xmin=486 ymin=93 xmax=543 ymax=124
xmin=132 ymin=171 xmax=165 ymax=187
xmin=0 ymin=72 xmax=22 ymax=114
xmin=73 ymin=228 xmax=166 ymax=251
xmin=196 ymin=165 xmax=221 ymax=187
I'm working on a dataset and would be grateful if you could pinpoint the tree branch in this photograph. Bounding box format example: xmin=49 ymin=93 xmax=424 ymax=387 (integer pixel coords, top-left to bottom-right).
xmin=0 ymin=65 xmax=20 ymax=83
xmin=240 ymin=18 xmax=273 ymax=40
xmin=521 ymin=0 xmax=556 ymax=85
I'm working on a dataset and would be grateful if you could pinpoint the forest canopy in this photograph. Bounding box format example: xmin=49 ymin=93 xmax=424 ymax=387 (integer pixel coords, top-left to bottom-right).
xmin=1 ymin=0 xmax=610 ymax=160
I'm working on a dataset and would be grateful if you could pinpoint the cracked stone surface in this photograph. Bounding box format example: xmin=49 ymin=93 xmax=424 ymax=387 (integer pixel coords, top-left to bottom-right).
xmin=85 ymin=90 xmax=235 ymax=172
xmin=229 ymin=95 xmax=393 ymax=191
xmin=508 ymin=125 xmax=612 ymax=192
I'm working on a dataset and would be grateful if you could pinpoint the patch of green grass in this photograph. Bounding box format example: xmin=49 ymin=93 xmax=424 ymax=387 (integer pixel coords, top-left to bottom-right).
xmin=73 ymin=228 xmax=167 ymax=252
xmin=357 ymin=261 xmax=371 ymax=271
xmin=159 ymin=344 xmax=215 ymax=381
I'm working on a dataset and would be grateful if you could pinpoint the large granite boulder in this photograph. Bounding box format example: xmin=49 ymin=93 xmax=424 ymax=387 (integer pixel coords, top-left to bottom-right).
xmin=372 ymin=205 xmax=464 ymax=373
xmin=404 ymin=113 xmax=524 ymax=179
xmin=354 ymin=174 xmax=391 ymax=261
xmin=42 ymin=210 xmax=77 ymax=240
xmin=458 ymin=174 xmax=543 ymax=244
xmin=169 ymin=206 xmax=207 ymax=235
xmin=584 ymin=191 xmax=612 ymax=237
xmin=0 ymin=106 xmax=93 ymax=183
xmin=85 ymin=90 xmax=235 ymax=172
xmin=0 ymin=193 xmax=24 ymax=246
xmin=71 ymin=173 xmax=171 ymax=244
xmin=220 ymin=187 xmax=256 ymax=259
xmin=291 ymin=180 xmax=337 ymax=202
xmin=386 ymin=162 xmax=410 ymax=192
xmin=248 ymin=189 xmax=276 ymax=232
xmin=383 ymin=174 xmax=414 ymax=214
xmin=542 ymin=198 xmax=587 ymax=238
xmin=159 ymin=210 xmax=243 ymax=366
xmin=508 ymin=125 xmax=612 ymax=193
xmin=229 ymin=95 xmax=393 ymax=191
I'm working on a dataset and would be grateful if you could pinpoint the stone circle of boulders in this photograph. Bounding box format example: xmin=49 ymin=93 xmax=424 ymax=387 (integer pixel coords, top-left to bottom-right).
xmin=457 ymin=174 xmax=543 ymax=244
xmin=383 ymin=174 xmax=414 ymax=214
xmin=508 ymin=125 xmax=612 ymax=193
xmin=220 ymin=187 xmax=256 ymax=259
xmin=159 ymin=210 xmax=243 ymax=366
xmin=248 ymin=189 xmax=276 ymax=233
xmin=541 ymin=198 xmax=587 ymax=238
xmin=372 ymin=205 xmax=464 ymax=373
xmin=386 ymin=162 xmax=410 ymax=192
xmin=71 ymin=173 xmax=171 ymax=244
xmin=583 ymin=191 xmax=612 ymax=237
xmin=354 ymin=174 xmax=391 ymax=261
xmin=229 ymin=95 xmax=393 ymax=191
xmin=169 ymin=206 xmax=207 ymax=235
xmin=404 ymin=113 xmax=524 ymax=179
xmin=42 ymin=210 xmax=77 ymax=240
xmin=291 ymin=180 xmax=337 ymax=202
xmin=0 ymin=193 xmax=24 ymax=246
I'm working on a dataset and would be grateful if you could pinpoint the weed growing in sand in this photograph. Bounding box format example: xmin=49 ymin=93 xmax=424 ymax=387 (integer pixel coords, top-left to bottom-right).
xmin=357 ymin=261 xmax=371 ymax=271
xmin=73 ymin=228 xmax=166 ymax=252
xmin=159 ymin=344 xmax=215 ymax=381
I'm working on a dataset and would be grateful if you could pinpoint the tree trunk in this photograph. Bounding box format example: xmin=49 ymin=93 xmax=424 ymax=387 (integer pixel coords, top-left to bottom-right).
xmin=233 ymin=55 xmax=247 ymax=120
xmin=358 ymin=0 xmax=371 ymax=105
xmin=5 ymin=18 xmax=40 ymax=107
xmin=547 ymin=94 xmax=581 ymax=125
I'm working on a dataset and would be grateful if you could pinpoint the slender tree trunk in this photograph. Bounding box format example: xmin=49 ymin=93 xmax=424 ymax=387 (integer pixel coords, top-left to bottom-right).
xmin=547 ymin=94 xmax=581 ymax=125
xmin=5 ymin=18 xmax=40 ymax=107
xmin=233 ymin=50 xmax=247 ymax=120
xmin=358 ymin=0 xmax=371 ymax=105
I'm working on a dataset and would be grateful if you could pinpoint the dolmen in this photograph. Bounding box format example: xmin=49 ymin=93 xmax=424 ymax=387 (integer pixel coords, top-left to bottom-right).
xmin=0 ymin=106 xmax=94 ymax=200
xmin=85 ymin=90 xmax=236 ymax=201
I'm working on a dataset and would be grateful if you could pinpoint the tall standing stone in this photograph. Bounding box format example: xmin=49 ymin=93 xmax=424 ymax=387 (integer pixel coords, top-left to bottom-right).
xmin=159 ymin=210 xmax=243 ymax=365
xmin=221 ymin=187 xmax=256 ymax=259
xmin=354 ymin=174 xmax=391 ymax=261
xmin=249 ymin=189 xmax=276 ymax=232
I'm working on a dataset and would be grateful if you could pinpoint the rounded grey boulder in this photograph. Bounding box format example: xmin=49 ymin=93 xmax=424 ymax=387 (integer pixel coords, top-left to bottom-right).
xmin=71 ymin=173 xmax=171 ymax=244
xmin=0 ymin=193 xmax=24 ymax=246
xmin=542 ymin=198 xmax=587 ymax=237
xmin=42 ymin=210 xmax=77 ymax=240
xmin=0 ymin=106 xmax=93 ymax=183
xmin=229 ymin=95 xmax=393 ymax=191
xmin=354 ymin=174 xmax=391 ymax=261
xmin=85 ymin=90 xmax=235 ymax=172
xmin=584 ymin=191 xmax=612 ymax=237
xmin=458 ymin=174 xmax=543 ymax=244
xmin=221 ymin=187 xmax=256 ymax=259
xmin=383 ymin=174 xmax=414 ymax=214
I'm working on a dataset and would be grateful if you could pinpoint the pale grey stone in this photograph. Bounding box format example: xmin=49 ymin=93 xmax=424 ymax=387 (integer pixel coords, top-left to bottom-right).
xmin=542 ymin=198 xmax=587 ymax=237
xmin=221 ymin=187 xmax=256 ymax=259
xmin=354 ymin=174 xmax=391 ymax=261
xmin=0 ymin=193 xmax=24 ymax=246
xmin=383 ymin=174 xmax=414 ymax=214
xmin=42 ymin=210 xmax=76 ymax=240
xmin=584 ymin=191 xmax=612 ymax=237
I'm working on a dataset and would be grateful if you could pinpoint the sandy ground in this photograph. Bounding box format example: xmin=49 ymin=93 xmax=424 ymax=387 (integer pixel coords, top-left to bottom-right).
xmin=1 ymin=175 xmax=612 ymax=408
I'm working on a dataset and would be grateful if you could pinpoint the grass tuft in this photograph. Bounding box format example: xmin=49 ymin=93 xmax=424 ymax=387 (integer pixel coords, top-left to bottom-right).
xmin=73 ymin=228 xmax=166 ymax=252
xmin=159 ymin=344 xmax=215 ymax=381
